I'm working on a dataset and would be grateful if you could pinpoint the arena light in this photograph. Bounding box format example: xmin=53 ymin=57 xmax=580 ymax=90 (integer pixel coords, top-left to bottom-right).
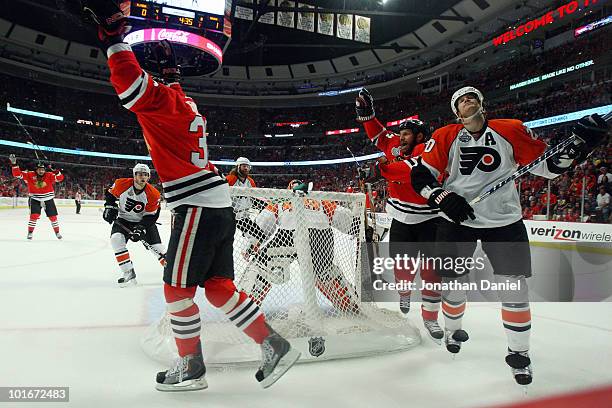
xmin=6 ymin=103 xmax=63 ymax=122
xmin=386 ymin=115 xmax=420 ymax=127
xmin=509 ymin=60 xmax=594 ymax=90
xmin=326 ymin=128 xmax=360 ymax=136
xmin=3 ymin=104 xmax=609 ymax=166
xmin=524 ymin=103 xmax=612 ymax=129
xmin=575 ymin=15 xmax=612 ymax=37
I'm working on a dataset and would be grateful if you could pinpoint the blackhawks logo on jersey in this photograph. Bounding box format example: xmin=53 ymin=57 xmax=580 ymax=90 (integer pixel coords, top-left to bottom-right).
xmin=459 ymin=146 xmax=501 ymax=175
xmin=35 ymin=180 xmax=47 ymax=189
xmin=125 ymin=197 xmax=145 ymax=213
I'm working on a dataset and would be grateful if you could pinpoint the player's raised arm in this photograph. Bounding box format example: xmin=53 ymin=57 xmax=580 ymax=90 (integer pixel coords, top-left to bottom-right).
xmin=355 ymin=88 xmax=400 ymax=159
xmin=514 ymin=115 xmax=609 ymax=178
xmin=9 ymin=154 xmax=24 ymax=178
xmin=82 ymin=1 xmax=189 ymax=117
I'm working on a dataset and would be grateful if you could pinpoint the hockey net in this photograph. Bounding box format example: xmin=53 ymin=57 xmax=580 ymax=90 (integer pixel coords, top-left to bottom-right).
xmin=142 ymin=186 xmax=420 ymax=366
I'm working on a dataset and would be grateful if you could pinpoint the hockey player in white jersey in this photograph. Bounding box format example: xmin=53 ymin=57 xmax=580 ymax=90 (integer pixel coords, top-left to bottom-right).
xmin=103 ymin=163 xmax=166 ymax=286
xmin=410 ymin=86 xmax=609 ymax=385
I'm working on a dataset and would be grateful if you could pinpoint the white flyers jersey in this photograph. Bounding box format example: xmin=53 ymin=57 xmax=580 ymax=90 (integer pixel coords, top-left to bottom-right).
xmin=419 ymin=119 xmax=553 ymax=228
xmin=226 ymin=174 xmax=257 ymax=220
xmin=109 ymin=178 xmax=161 ymax=223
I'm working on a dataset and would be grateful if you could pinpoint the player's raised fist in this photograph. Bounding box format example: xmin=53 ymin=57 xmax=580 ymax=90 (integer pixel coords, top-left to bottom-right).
xmin=8 ymin=154 xmax=17 ymax=165
xmin=356 ymin=88 xmax=375 ymax=122
xmin=81 ymin=0 xmax=131 ymax=44
xmin=153 ymin=40 xmax=181 ymax=84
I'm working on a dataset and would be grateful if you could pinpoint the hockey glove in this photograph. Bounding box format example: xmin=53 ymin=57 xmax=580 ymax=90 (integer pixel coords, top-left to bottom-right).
xmin=358 ymin=161 xmax=382 ymax=182
xmin=355 ymin=88 xmax=375 ymax=122
xmin=153 ymin=40 xmax=181 ymax=84
xmin=130 ymin=225 xmax=146 ymax=242
xmin=8 ymin=154 xmax=16 ymax=165
xmin=292 ymin=182 xmax=309 ymax=194
xmin=571 ymin=113 xmax=609 ymax=157
xmin=103 ymin=205 xmax=119 ymax=224
xmin=81 ymin=0 xmax=131 ymax=46
xmin=428 ymin=188 xmax=475 ymax=225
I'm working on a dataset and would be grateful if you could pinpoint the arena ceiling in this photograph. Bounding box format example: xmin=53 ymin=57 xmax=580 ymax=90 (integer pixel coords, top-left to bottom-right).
xmin=5 ymin=0 xmax=463 ymax=66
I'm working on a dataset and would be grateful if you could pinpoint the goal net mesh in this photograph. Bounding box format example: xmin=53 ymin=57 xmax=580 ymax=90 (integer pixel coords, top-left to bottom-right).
xmin=142 ymin=186 xmax=420 ymax=366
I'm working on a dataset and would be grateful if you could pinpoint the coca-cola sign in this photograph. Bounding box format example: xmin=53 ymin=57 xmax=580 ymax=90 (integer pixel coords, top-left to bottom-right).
xmin=124 ymin=28 xmax=223 ymax=64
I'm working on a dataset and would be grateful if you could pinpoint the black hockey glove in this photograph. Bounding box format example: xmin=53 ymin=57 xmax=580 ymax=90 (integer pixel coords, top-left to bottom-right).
xmin=130 ymin=224 xmax=146 ymax=242
xmin=153 ymin=40 xmax=181 ymax=84
xmin=103 ymin=205 xmax=119 ymax=224
xmin=81 ymin=0 xmax=131 ymax=46
xmin=428 ymin=188 xmax=475 ymax=225
xmin=358 ymin=161 xmax=383 ymax=182
xmin=571 ymin=113 xmax=609 ymax=158
xmin=355 ymin=88 xmax=375 ymax=122
xmin=8 ymin=154 xmax=16 ymax=165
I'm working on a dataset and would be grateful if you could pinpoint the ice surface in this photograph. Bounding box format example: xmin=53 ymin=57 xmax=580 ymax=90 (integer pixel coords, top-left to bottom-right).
xmin=1 ymin=207 xmax=611 ymax=408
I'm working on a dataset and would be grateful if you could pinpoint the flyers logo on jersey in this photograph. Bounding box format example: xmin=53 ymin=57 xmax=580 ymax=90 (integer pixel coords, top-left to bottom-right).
xmin=125 ymin=197 xmax=145 ymax=213
xmin=459 ymin=147 xmax=501 ymax=175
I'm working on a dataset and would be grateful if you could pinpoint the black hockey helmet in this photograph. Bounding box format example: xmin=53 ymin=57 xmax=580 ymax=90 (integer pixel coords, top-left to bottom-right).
xmin=36 ymin=161 xmax=46 ymax=169
xmin=398 ymin=119 xmax=430 ymax=141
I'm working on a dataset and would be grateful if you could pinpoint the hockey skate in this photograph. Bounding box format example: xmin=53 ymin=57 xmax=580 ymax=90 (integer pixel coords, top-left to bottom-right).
xmin=399 ymin=294 xmax=410 ymax=314
xmin=255 ymin=327 xmax=301 ymax=389
xmin=27 ymin=232 xmax=33 ymax=240
xmin=444 ymin=329 xmax=469 ymax=354
xmin=156 ymin=345 xmax=207 ymax=392
xmin=506 ymin=350 xmax=533 ymax=385
xmin=55 ymin=232 xmax=63 ymax=240
xmin=117 ymin=269 xmax=137 ymax=287
xmin=423 ymin=319 xmax=444 ymax=345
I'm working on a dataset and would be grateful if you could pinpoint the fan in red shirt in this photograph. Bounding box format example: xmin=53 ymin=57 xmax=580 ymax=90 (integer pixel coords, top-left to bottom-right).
xmin=356 ymin=88 xmax=443 ymax=343
xmin=9 ymin=154 xmax=64 ymax=240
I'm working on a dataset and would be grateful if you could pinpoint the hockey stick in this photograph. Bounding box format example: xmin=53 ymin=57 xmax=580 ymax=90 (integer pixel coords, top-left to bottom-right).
xmin=470 ymin=111 xmax=612 ymax=205
xmin=114 ymin=219 xmax=166 ymax=260
xmin=10 ymin=111 xmax=49 ymax=161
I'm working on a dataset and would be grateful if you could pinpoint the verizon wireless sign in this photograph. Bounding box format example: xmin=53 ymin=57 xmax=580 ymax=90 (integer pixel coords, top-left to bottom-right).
xmin=525 ymin=220 xmax=612 ymax=243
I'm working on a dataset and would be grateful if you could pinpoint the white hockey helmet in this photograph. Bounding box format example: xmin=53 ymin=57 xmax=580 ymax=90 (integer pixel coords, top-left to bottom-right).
xmin=236 ymin=157 xmax=251 ymax=169
xmin=451 ymin=86 xmax=484 ymax=117
xmin=133 ymin=163 xmax=151 ymax=176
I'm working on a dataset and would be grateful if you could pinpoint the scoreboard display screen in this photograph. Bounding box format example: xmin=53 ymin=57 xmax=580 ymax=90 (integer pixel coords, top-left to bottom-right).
xmin=130 ymin=1 xmax=226 ymax=32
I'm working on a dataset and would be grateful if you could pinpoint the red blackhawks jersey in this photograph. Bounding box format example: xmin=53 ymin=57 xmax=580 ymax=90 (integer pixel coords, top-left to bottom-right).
xmin=362 ymin=118 xmax=439 ymax=224
xmin=106 ymin=43 xmax=230 ymax=210
xmin=419 ymin=119 xmax=556 ymax=228
xmin=12 ymin=166 xmax=64 ymax=202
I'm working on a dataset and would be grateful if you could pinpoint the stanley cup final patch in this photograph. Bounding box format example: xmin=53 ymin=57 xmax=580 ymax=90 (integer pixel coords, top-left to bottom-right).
xmin=308 ymin=336 xmax=326 ymax=357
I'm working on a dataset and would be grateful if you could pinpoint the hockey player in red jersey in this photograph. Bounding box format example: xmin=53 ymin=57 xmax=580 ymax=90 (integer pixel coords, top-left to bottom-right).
xmin=356 ymin=89 xmax=443 ymax=343
xmin=81 ymin=0 xmax=299 ymax=391
xmin=103 ymin=164 xmax=166 ymax=287
xmin=409 ymin=86 xmax=609 ymax=385
xmin=9 ymin=154 xmax=64 ymax=240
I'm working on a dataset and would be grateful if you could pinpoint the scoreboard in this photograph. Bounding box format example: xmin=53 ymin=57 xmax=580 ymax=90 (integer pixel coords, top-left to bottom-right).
xmin=125 ymin=0 xmax=231 ymax=76
xmin=130 ymin=1 xmax=227 ymax=34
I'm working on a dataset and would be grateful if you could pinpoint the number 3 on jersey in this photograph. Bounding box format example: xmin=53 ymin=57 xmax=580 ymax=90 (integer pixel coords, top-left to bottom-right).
xmin=188 ymin=106 xmax=208 ymax=167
